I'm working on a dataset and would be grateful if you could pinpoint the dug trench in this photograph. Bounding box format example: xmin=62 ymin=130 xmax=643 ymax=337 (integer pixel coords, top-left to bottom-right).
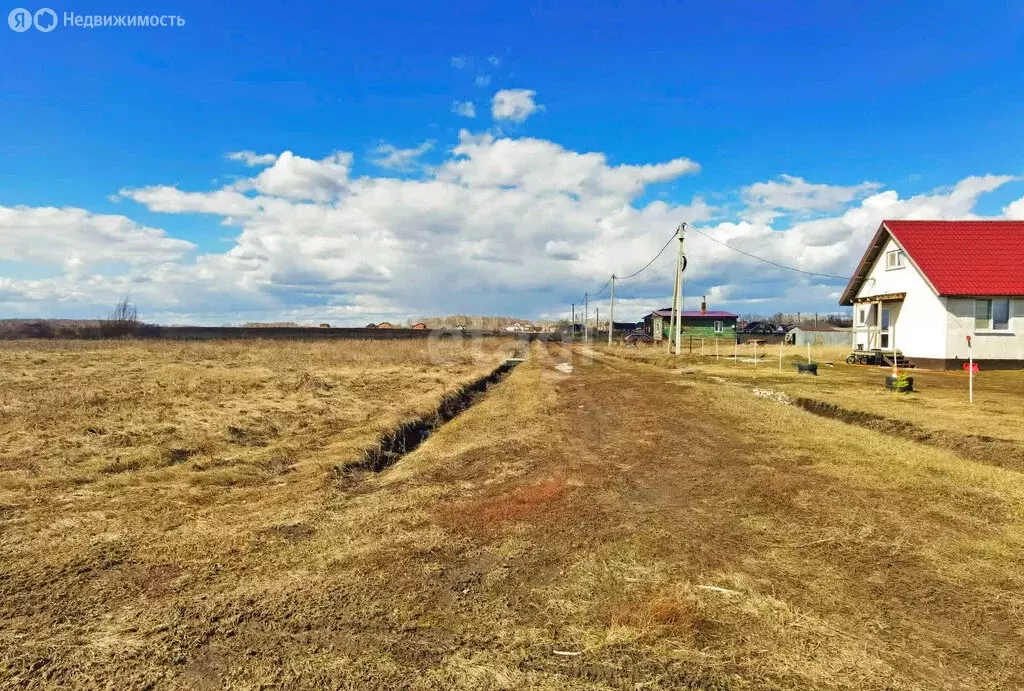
xmin=338 ymin=357 xmax=524 ymax=475
xmin=793 ymin=396 xmax=1024 ymax=470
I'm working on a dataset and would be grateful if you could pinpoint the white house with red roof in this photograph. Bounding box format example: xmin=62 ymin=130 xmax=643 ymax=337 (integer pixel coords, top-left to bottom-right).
xmin=840 ymin=220 xmax=1024 ymax=369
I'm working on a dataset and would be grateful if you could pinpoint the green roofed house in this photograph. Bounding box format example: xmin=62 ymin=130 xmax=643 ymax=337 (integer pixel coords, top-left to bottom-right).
xmin=642 ymin=304 xmax=739 ymax=341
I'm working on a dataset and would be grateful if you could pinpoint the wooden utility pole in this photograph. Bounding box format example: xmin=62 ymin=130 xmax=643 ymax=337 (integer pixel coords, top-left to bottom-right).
xmin=674 ymin=225 xmax=686 ymax=356
xmin=570 ymin=303 xmax=575 ymax=345
xmin=584 ymin=293 xmax=589 ymax=344
xmin=596 ymin=307 xmax=600 ymax=338
xmin=608 ymin=275 xmax=615 ymax=346
xmin=668 ymin=234 xmax=681 ymax=353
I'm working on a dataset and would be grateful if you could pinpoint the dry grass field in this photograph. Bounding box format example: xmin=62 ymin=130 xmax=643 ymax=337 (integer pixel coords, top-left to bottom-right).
xmin=0 ymin=338 xmax=520 ymax=687
xmin=605 ymin=341 xmax=1024 ymax=460
xmin=2 ymin=337 xmax=1024 ymax=689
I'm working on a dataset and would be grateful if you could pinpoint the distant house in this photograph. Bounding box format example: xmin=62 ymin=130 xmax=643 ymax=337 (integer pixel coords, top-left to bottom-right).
xmin=642 ymin=303 xmax=738 ymax=341
xmin=786 ymin=326 xmax=851 ymax=347
xmin=365 ymin=323 xmax=377 ymax=329
xmin=740 ymin=321 xmax=787 ymax=336
xmin=737 ymin=321 xmax=790 ymax=343
xmin=319 ymin=323 xmax=331 ymax=329
xmin=411 ymin=322 xmax=427 ymax=330
xmin=505 ymin=322 xmax=526 ymax=332
xmin=840 ymin=220 xmax=1024 ymax=369
xmin=375 ymin=322 xmax=396 ymax=329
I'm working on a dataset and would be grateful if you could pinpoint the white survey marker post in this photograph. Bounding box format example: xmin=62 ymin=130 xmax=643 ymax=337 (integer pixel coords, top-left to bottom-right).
xmin=967 ymin=335 xmax=973 ymax=403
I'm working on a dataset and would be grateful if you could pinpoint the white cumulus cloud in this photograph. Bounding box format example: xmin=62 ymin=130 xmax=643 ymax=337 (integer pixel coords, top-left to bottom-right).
xmin=451 ymin=100 xmax=476 ymax=118
xmin=235 ymin=151 xmax=353 ymax=202
xmin=226 ymin=150 xmax=278 ymax=167
xmin=742 ymin=174 xmax=882 ymax=222
xmin=371 ymin=140 xmax=434 ymax=172
xmin=1004 ymin=196 xmax=1024 ymax=219
xmin=6 ymin=131 xmax=1022 ymax=326
xmin=492 ymin=89 xmax=543 ymax=123
xmin=0 ymin=205 xmax=194 ymax=268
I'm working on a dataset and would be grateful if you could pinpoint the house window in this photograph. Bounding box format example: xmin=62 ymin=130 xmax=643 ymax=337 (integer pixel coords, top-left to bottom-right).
xmin=975 ymin=299 xmax=1011 ymax=331
xmin=885 ymin=249 xmax=905 ymax=270
xmin=857 ymin=306 xmax=867 ymax=325
xmin=994 ymin=299 xmax=1011 ymax=330
xmin=714 ymin=320 xmax=724 ymax=333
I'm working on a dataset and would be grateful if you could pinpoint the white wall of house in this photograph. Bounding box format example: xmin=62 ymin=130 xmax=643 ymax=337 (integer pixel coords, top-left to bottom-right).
xmin=854 ymin=236 xmax=948 ymax=359
xmin=944 ymin=298 xmax=1024 ymax=361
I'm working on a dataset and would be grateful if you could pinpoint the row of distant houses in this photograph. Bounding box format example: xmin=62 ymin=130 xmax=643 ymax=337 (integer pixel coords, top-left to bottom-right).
xmin=639 ymin=306 xmax=852 ymax=346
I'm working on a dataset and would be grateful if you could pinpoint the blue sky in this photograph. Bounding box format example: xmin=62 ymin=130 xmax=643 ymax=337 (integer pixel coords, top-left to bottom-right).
xmin=2 ymin=0 xmax=1023 ymax=324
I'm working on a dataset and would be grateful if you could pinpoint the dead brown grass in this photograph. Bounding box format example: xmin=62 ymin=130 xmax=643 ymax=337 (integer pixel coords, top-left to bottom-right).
xmin=0 ymin=338 xmax=515 ymax=492
xmin=611 ymin=588 xmax=699 ymax=637
xmin=606 ymin=340 xmax=1024 ymax=448
xmin=0 ymin=337 xmax=521 ymax=687
xmin=3 ymin=337 xmax=1024 ymax=688
xmin=548 ymin=345 xmax=1024 ymax=689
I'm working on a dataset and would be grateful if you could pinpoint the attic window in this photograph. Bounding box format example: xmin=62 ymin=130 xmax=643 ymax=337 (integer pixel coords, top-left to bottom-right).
xmin=885 ymin=249 xmax=905 ymax=270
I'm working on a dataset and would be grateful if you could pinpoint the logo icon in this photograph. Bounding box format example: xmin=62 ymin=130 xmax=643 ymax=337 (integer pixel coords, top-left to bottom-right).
xmin=8 ymin=7 xmax=31 ymax=31
xmin=33 ymin=7 xmax=56 ymax=31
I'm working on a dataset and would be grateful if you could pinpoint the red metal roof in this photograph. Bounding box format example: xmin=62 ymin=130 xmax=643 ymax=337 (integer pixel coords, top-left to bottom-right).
xmin=886 ymin=220 xmax=1024 ymax=296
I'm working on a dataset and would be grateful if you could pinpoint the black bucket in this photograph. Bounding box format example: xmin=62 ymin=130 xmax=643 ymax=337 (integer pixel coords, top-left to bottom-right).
xmin=795 ymin=363 xmax=818 ymax=376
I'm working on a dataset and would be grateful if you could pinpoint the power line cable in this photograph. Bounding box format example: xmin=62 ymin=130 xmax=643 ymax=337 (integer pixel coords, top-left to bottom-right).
xmin=575 ymin=225 xmax=680 ymax=305
xmin=591 ymin=276 xmax=612 ymax=298
xmin=617 ymin=227 xmax=680 ymax=280
xmin=686 ymin=226 xmax=849 ymax=281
